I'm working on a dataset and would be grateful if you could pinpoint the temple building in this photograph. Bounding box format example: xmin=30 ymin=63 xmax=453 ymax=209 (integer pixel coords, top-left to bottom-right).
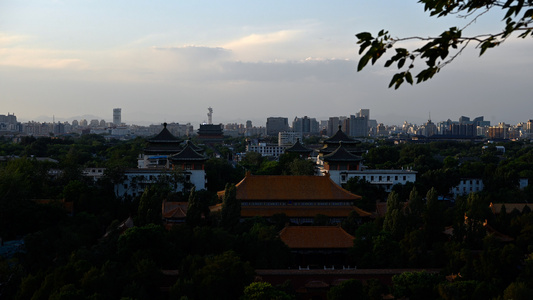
xmin=197 ymin=124 xmax=224 ymax=142
xmin=279 ymin=226 xmax=355 ymax=266
xmin=115 ymin=124 xmax=207 ymax=199
xmin=169 ymin=140 xmax=207 ymax=190
xmin=138 ymin=122 xmax=183 ymax=168
xmin=317 ymin=126 xmax=416 ymax=191
xmin=212 ymin=173 xmax=371 ymax=224
xmin=284 ymin=138 xmax=313 ymax=158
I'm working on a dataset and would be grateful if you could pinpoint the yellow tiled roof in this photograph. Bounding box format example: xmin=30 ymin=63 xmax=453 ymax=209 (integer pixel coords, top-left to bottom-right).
xmin=218 ymin=174 xmax=362 ymax=201
xmin=162 ymin=201 xmax=188 ymax=219
xmin=279 ymin=226 xmax=355 ymax=249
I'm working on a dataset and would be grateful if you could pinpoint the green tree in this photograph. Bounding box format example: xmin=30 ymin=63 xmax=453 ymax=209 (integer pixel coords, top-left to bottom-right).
xmin=423 ymin=187 xmax=445 ymax=246
xmin=392 ymin=271 xmax=442 ymax=300
xmin=503 ymin=282 xmax=533 ymax=300
xmin=327 ymin=279 xmax=367 ymax=300
xmin=242 ymin=282 xmax=293 ymax=300
xmin=220 ymin=184 xmax=240 ymax=231
xmin=383 ymin=191 xmax=406 ymax=239
xmin=287 ymin=158 xmax=315 ymax=175
xmin=356 ymin=1 xmax=533 ymax=88
xmin=136 ymin=186 xmax=163 ymax=226
xmin=192 ymin=251 xmax=254 ymax=300
xmin=185 ymin=187 xmax=211 ymax=227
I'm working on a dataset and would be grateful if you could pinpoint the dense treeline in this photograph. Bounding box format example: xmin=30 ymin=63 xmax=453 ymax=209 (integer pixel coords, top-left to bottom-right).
xmin=1 ymin=136 xmax=533 ymax=299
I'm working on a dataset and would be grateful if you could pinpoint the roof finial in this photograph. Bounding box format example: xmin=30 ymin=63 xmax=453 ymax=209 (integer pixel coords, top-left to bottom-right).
xmin=163 ymin=122 xmax=167 ymax=128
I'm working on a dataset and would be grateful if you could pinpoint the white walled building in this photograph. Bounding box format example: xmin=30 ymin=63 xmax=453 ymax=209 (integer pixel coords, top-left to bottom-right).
xmin=246 ymin=142 xmax=287 ymax=157
xmin=329 ymin=169 xmax=417 ymax=192
xmin=278 ymin=131 xmax=302 ymax=146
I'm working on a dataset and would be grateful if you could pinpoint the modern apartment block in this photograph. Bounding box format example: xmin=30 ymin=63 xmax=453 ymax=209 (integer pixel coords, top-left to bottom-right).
xmin=266 ymin=117 xmax=289 ymax=136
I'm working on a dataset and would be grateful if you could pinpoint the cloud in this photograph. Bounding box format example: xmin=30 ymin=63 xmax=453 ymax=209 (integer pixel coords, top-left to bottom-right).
xmin=0 ymin=48 xmax=89 ymax=69
xmin=224 ymin=30 xmax=302 ymax=49
xmin=152 ymin=45 xmax=232 ymax=61
xmin=0 ymin=33 xmax=28 ymax=45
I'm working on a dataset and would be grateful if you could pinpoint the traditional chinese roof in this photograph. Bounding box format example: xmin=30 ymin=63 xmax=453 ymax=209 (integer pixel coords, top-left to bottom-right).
xmin=219 ymin=173 xmax=362 ymax=201
xmin=144 ymin=123 xmax=183 ymax=154
xmin=322 ymin=142 xmax=363 ymax=162
xmin=279 ymin=226 xmax=355 ymax=249
xmin=239 ymin=205 xmax=371 ymax=218
xmin=184 ymin=138 xmax=204 ymax=154
xmin=285 ymin=139 xmax=312 ymax=155
xmin=169 ymin=140 xmax=207 ymax=162
xmin=162 ymin=201 xmax=188 ymax=219
xmin=490 ymin=202 xmax=533 ymax=214
xmin=322 ymin=126 xmax=360 ymax=145
xmin=148 ymin=123 xmax=181 ymax=143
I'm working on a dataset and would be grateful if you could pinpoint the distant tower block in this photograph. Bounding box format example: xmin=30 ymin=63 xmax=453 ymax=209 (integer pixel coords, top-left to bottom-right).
xmin=207 ymin=107 xmax=213 ymax=125
xmin=113 ymin=108 xmax=121 ymax=125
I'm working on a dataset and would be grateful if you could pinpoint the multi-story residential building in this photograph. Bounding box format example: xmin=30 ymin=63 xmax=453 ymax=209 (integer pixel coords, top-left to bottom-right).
xmin=292 ymin=116 xmax=319 ymax=135
xmin=278 ymin=131 xmax=302 ymax=146
xmin=246 ymin=142 xmax=286 ymax=157
xmin=348 ymin=115 xmax=368 ymax=137
xmin=113 ymin=108 xmax=121 ymax=126
xmin=327 ymin=117 xmax=340 ymax=137
xmin=266 ymin=117 xmax=289 ymax=136
xmin=0 ymin=113 xmax=21 ymax=133
xmin=451 ymin=178 xmax=529 ymax=198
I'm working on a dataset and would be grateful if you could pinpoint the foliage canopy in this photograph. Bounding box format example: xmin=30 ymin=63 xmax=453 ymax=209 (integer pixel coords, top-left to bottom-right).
xmin=356 ymin=0 xmax=533 ymax=88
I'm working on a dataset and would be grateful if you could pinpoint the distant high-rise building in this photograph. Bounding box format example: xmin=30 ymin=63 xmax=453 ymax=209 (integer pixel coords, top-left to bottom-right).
xmin=358 ymin=109 xmax=369 ymax=119
xmin=328 ymin=117 xmax=340 ymax=136
xmin=292 ymin=116 xmax=319 ymax=135
xmin=459 ymin=116 xmax=471 ymax=124
xmin=349 ymin=114 xmax=368 ymax=137
xmin=113 ymin=108 xmax=121 ymax=125
xmin=266 ymin=117 xmax=289 ymax=136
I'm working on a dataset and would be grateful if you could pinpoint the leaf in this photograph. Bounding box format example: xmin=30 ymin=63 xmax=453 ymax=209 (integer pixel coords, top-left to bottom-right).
xmin=358 ymin=54 xmax=371 ymax=72
xmin=355 ymin=32 xmax=372 ymax=40
xmin=398 ymin=58 xmax=406 ymax=69
xmin=405 ymin=72 xmax=413 ymax=85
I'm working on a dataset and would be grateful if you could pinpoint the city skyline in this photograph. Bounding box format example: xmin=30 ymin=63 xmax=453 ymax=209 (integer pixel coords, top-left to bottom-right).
xmin=2 ymin=1 xmax=532 ymax=126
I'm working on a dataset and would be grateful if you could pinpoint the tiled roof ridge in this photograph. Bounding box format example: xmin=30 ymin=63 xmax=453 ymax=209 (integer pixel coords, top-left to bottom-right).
xmin=285 ymin=138 xmax=312 ymax=153
xmin=149 ymin=122 xmax=181 ymax=142
xmin=322 ymin=126 xmax=360 ymax=144
xmin=323 ymin=143 xmax=362 ymax=162
xmin=169 ymin=141 xmax=206 ymax=161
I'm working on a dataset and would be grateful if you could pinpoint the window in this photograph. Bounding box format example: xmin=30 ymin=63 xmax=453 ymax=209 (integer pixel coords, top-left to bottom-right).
xmin=387 ymin=176 xmax=390 ymax=181
xmin=395 ymin=176 xmax=398 ymax=180
xmin=403 ymin=176 xmax=406 ymax=181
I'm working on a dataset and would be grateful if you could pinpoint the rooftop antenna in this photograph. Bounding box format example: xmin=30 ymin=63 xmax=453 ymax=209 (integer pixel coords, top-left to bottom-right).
xmin=207 ymin=107 xmax=213 ymax=125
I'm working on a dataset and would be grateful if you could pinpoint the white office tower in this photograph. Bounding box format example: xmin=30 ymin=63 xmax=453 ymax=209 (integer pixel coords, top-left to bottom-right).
xmin=113 ymin=108 xmax=122 ymax=125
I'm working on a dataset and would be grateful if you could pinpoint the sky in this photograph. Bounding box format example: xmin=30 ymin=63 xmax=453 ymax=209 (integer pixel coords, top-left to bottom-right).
xmin=1 ymin=0 xmax=532 ymax=127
